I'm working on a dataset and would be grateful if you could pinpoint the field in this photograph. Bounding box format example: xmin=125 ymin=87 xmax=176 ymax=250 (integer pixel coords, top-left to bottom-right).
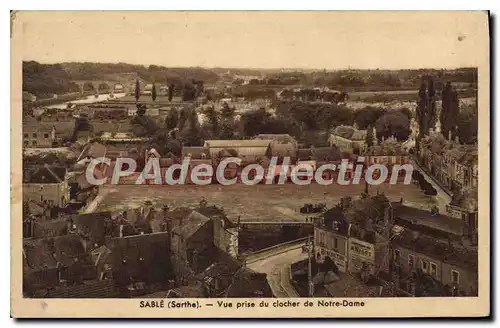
xmin=94 ymin=183 xmax=437 ymax=222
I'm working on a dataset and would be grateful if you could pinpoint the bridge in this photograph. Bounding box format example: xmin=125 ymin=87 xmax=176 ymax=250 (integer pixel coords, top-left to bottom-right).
xmin=73 ymin=80 xmax=129 ymax=95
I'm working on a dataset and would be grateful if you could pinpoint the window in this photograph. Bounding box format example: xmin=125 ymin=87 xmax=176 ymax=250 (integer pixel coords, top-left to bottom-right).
xmin=40 ymin=195 xmax=44 ymax=202
xmin=23 ymin=133 xmax=28 ymax=138
xmin=44 ymin=133 xmax=49 ymax=139
xmin=452 ymin=270 xmax=460 ymax=284
xmin=421 ymin=260 xmax=429 ymax=273
xmin=430 ymin=262 xmax=437 ymax=277
xmin=23 ymin=141 xmax=28 ymax=146
xmin=320 ymin=232 xmax=326 ymax=246
xmin=394 ymin=249 xmax=400 ymax=261
xmin=408 ymin=254 xmax=415 ymax=268
xmin=333 ymin=238 xmax=338 ymax=250
xmin=32 ymin=140 xmax=37 ymax=146
xmin=32 ymin=133 xmax=37 ymax=138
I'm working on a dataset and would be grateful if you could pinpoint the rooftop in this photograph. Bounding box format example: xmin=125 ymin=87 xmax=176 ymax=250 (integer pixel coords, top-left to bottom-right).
xmin=392 ymin=229 xmax=477 ymax=271
xmin=204 ymin=139 xmax=272 ymax=148
xmin=23 ymin=165 xmax=66 ymax=184
xmin=392 ymin=202 xmax=466 ymax=236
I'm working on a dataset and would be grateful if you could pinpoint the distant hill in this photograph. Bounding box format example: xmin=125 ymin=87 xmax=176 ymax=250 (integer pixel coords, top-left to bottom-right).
xmin=22 ymin=61 xmax=221 ymax=98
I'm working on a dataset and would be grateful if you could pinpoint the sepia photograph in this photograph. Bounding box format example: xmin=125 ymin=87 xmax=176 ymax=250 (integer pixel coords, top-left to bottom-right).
xmin=10 ymin=11 xmax=490 ymax=318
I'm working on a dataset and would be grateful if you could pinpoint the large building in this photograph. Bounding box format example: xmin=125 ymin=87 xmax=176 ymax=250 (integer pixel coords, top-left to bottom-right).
xmin=23 ymin=165 xmax=70 ymax=215
xmin=329 ymin=125 xmax=368 ymax=153
xmin=418 ymin=132 xmax=478 ymax=193
xmin=23 ymin=124 xmax=56 ymax=148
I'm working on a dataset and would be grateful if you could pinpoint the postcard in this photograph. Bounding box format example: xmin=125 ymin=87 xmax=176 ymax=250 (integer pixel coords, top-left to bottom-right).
xmin=11 ymin=11 xmax=490 ymax=318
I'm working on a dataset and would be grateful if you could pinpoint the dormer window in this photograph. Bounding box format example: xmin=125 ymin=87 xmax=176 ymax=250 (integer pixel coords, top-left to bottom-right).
xmin=201 ymin=153 xmax=207 ymax=159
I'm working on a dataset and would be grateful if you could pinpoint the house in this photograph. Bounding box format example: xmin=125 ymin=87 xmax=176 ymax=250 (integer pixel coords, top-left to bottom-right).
xmin=70 ymin=212 xmax=112 ymax=250
xmin=114 ymin=84 xmax=124 ymax=92
xmin=204 ymin=139 xmax=272 ymax=162
xmin=23 ymin=124 xmax=56 ymax=148
xmin=418 ymin=133 xmax=478 ymax=194
xmin=195 ymin=249 xmax=243 ymax=297
xmin=145 ymin=107 xmax=160 ymax=116
xmin=23 ymin=235 xmax=97 ymax=295
xmin=329 ymin=125 xmax=367 ymax=153
xmin=109 ymin=231 xmax=173 ymax=289
xmin=23 ymin=165 xmax=70 ymax=215
xmin=171 ymin=211 xmax=216 ymax=280
xmin=225 ymin=266 xmax=273 ymax=298
xmin=392 ymin=202 xmax=467 ymax=237
xmin=127 ymin=106 xmax=138 ymax=117
xmin=255 ymin=133 xmax=299 ymax=159
xmin=197 ymin=204 xmax=239 ymax=258
xmin=342 ymin=194 xmax=394 ymax=276
xmin=314 ymin=206 xmax=350 ymax=272
xmin=32 ymin=218 xmax=69 ymax=239
xmin=445 ymin=187 xmax=478 ymax=244
xmin=391 ymin=228 xmax=478 ymax=296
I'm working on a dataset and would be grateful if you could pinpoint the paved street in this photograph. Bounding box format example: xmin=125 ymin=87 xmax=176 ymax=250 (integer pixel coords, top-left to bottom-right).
xmin=410 ymin=159 xmax=452 ymax=213
xmin=247 ymin=246 xmax=307 ymax=298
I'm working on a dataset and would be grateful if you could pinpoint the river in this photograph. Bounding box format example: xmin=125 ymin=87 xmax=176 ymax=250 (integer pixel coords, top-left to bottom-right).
xmin=47 ymin=93 xmax=127 ymax=109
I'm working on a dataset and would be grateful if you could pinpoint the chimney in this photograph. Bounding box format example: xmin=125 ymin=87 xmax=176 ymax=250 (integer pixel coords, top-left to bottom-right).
xmin=455 ymin=136 xmax=459 ymax=144
xmin=119 ymin=224 xmax=124 ymax=238
xmin=237 ymin=215 xmax=241 ymax=227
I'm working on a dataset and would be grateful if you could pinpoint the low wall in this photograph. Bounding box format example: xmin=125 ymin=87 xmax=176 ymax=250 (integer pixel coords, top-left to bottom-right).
xmin=239 ymin=222 xmax=313 ymax=253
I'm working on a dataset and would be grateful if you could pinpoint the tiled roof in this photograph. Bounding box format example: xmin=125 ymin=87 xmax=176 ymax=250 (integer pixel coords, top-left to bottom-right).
xmin=225 ymin=266 xmax=273 ymax=298
xmin=204 ymin=139 xmax=271 ymax=148
xmin=38 ymin=279 xmax=120 ymax=298
xmin=392 ymin=203 xmax=465 ymax=236
xmin=392 ymin=229 xmax=477 ymax=271
xmin=71 ymin=212 xmax=112 ymax=247
xmin=23 ymin=165 xmax=66 ymax=184
xmin=33 ymin=218 xmax=68 ymax=239
xmin=172 ymin=211 xmax=211 ymax=239
xmin=255 ymin=134 xmax=297 ymax=145
xmin=311 ymin=146 xmax=341 ymax=162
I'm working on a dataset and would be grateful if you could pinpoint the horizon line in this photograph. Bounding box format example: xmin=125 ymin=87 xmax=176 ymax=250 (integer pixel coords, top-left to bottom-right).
xmin=22 ymin=59 xmax=478 ymax=72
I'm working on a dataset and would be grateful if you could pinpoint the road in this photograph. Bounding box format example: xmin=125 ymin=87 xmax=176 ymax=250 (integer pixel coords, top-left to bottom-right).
xmin=410 ymin=159 xmax=452 ymax=213
xmin=247 ymin=245 xmax=307 ymax=298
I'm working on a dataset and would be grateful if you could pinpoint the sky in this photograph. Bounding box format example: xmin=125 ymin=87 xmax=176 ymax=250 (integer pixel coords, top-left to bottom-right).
xmin=17 ymin=11 xmax=488 ymax=70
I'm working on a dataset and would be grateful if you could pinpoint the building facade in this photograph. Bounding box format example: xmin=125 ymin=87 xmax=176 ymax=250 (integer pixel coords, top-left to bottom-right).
xmin=23 ymin=125 xmax=56 ymax=148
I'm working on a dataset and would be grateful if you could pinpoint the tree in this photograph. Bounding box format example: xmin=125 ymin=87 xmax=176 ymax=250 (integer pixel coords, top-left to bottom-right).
xmin=200 ymin=106 xmax=220 ymax=139
xmin=354 ymin=107 xmax=386 ymax=129
xmin=168 ymin=84 xmax=174 ymax=102
xmin=440 ymin=82 xmax=460 ymax=139
xmin=151 ymin=83 xmax=157 ymax=102
xmin=165 ymin=108 xmax=179 ymax=131
xmin=182 ymin=82 xmax=197 ymax=102
xmin=427 ymin=78 xmax=437 ymax=132
xmin=416 ymin=81 xmax=428 ymax=145
xmin=214 ymin=102 xmax=239 ymax=140
xmin=135 ymin=79 xmax=140 ymax=102
xmin=456 ymin=104 xmax=478 ymax=144
xmin=365 ymin=125 xmax=374 ymax=148
xmin=375 ymin=112 xmax=411 ymax=141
